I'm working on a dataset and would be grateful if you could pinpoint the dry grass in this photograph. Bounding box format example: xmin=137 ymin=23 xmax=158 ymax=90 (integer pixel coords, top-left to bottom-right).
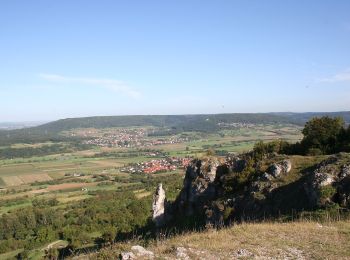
xmin=149 ymin=221 xmax=350 ymax=259
xmin=91 ymin=220 xmax=350 ymax=259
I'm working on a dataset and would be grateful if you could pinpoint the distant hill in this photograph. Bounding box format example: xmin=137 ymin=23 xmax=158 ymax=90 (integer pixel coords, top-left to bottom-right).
xmin=34 ymin=113 xmax=300 ymax=132
xmin=34 ymin=112 xmax=350 ymax=132
xmin=0 ymin=112 xmax=349 ymax=145
xmin=0 ymin=121 xmax=47 ymax=130
xmin=271 ymin=111 xmax=350 ymax=124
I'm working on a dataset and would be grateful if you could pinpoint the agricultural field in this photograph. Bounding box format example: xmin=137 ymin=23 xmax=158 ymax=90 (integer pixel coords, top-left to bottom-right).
xmin=0 ymin=123 xmax=301 ymax=190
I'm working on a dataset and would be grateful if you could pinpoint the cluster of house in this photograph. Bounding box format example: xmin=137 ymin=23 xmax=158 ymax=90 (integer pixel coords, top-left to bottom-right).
xmin=81 ymin=128 xmax=148 ymax=147
xmin=83 ymin=132 xmax=189 ymax=148
xmin=217 ymin=122 xmax=260 ymax=128
xmin=120 ymin=157 xmax=192 ymax=174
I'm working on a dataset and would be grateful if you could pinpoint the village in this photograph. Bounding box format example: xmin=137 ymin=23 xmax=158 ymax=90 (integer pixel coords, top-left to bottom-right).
xmin=68 ymin=127 xmax=191 ymax=148
xmin=120 ymin=157 xmax=192 ymax=174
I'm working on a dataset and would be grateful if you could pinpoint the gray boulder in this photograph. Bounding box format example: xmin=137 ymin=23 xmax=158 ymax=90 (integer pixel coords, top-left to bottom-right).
xmin=267 ymin=159 xmax=292 ymax=178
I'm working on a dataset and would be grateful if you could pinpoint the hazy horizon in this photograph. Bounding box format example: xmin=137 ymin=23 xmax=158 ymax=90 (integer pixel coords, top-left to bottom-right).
xmin=1 ymin=1 xmax=350 ymax=121
xmin=1 ymin=110 xmax=350 ymax=125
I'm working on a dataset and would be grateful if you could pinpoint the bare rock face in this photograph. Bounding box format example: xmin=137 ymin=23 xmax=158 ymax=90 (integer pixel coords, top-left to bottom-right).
xmin=177 ymin=158 xmax=224 ymax=217
xmin=152 ymin=183 xmax=166 ymax=227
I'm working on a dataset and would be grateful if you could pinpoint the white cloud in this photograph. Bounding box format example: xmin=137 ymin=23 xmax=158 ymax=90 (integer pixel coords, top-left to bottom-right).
xmin=319 ymin=68 xmax=350 ymax=83
xmin=39 ymin=73 xmax=141 ymax=99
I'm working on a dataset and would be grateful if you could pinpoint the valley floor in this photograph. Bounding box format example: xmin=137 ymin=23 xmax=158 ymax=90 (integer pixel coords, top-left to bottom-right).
xmin=89 ymin=220 xmax=350 ymax=259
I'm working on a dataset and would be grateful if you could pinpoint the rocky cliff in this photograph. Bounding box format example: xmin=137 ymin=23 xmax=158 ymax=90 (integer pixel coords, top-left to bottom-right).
xmin=153 ymin=153 xmax=350 ymax=228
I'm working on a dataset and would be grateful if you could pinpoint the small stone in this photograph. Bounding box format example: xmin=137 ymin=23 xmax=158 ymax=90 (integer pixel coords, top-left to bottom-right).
xmin=120 ymin=251 xmax=135 ymax=260
xmin=131 ymin=245 xmax=154 ymax=258
xmin=176 ymin=247 xmax=190 ymax=259
xmin=235 ymin=248 xmax=253 ymax=257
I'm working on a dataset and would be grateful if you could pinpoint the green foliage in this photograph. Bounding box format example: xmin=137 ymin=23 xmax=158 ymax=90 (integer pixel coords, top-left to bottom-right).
xmin=223 ymin=207 xmax=234 ymax=221
xmin=45 ymin=248 xmax=59 ymax=260
xmin=101 ymin=226 xmax=117 ymax=245
xmin=16 ymin=249 xmax=30 ymax=260
xmin=301 ymin=116 xmax=345 ymax=154
xmin=252 ymin=140 xmax=290 ymax=160
xmin=32 ymin=198 xmax=59 ymax=208
xmin=319 ymin=185 xmax=337 ymax=204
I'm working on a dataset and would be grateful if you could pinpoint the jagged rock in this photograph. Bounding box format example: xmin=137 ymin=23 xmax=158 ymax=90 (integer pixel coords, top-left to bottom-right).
xmin=176 ymin=158 xmax=222 ymax=217
xmin=152 ymin=183 xmax=166 ymax=227
xmin=131 ymin=245 xmax=154 ymax=258
xmin=313 ymin=172 xmax=335 ymax=187
xmin=154 ymin=154 xmax=350 ymax=229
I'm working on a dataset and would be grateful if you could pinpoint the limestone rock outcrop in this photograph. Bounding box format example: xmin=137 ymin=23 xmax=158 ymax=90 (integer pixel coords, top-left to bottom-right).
xmin=152 ymin=153 xmax=350 ymax=229
xmin=152 ymin=183 xmax=166 ymax=227
xmin=304 ymin=154 xmax=350 ymax=207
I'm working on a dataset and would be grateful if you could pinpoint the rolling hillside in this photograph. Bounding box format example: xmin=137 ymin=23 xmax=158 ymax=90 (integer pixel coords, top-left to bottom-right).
xmin=0 ymin=112 xmax=349 ymax=145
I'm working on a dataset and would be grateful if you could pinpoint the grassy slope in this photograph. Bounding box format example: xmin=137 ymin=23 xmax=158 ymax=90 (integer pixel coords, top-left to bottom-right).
xmin=92 ymin=220 xmax=350 ymax=259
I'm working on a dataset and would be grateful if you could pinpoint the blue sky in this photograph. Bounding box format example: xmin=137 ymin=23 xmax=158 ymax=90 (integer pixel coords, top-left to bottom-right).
xmin=1 ymin=1 xmax=350 ymax=121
